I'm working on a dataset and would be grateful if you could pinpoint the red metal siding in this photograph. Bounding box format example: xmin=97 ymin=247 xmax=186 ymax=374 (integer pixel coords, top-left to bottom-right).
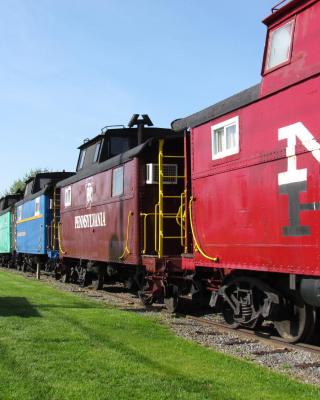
xmin=190 ymin=76 xmax=320 ymax=276
xmin=59 ymin=158 xmax=140 ymax=265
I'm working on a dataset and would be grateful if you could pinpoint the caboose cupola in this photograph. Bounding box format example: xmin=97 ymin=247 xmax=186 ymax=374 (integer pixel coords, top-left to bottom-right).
xmin=260 ymin=0 xmax=320 ymax=96
xmin=75 ymin=115 xmax=171 ymax=173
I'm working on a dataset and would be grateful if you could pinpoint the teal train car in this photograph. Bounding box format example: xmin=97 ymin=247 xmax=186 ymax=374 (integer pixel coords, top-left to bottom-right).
xmin=0 ymin=194 xmax=22 ymax=266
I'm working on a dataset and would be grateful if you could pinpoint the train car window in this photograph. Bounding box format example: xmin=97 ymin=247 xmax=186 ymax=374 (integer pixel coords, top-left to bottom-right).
xmin=211 ymin=116 xmax=239 ymax=160
xmin=266 ymin=20 xmax=294 ymax=71
xmin=112 ymin=166 xmax=124 ymax=197
xmin=38 ymin=178 xmax=51 ymax=191
xmin=93 ymin=141 xmax=101 ymax=163
xmin=24 ymin=180 xmax=34 ymax=196
xmin=35 ymin=197 xmax=40 ymax=216
xmin=110 ymin=136 xmax=130 ymax=158
xmin=64 ymin=186 xmax=72 ymax=207
xmin=17 ymin=206 xmax=22 ymax=222
xmin=78 ymin=149 xmax=86 ymax=170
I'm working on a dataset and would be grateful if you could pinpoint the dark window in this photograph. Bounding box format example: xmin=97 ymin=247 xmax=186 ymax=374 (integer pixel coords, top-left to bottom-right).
xmin=93 ymin=141 xmax=101 ymax=163
xmin=78 ymin=149 xmax=86 ymax=170
xmin=110 ymin=137 xmax=130 ymax=158
xmin=24 ymin=181 xmax=34 ymax=196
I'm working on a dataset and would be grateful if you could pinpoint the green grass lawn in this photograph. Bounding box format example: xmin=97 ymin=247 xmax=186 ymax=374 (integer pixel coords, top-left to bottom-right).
xmin=0 ymin=270 xmax=319 ymax=400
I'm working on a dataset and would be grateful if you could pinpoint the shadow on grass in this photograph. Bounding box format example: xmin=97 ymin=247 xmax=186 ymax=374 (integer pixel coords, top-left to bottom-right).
xmin=57 ymin=310 xmax=238 ymax=400
xmin=0 ymin=297 xmax=41 ymax=317
xmin=31 ymin=303 xmax=105 ymax=310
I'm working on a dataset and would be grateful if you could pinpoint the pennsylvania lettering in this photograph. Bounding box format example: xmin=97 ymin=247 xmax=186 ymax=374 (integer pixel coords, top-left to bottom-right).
xmin=75 ymin=212 xmax=106 ymax=229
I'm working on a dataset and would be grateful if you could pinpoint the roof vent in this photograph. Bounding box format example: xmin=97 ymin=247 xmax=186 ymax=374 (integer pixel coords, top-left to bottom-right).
xmin=128 ymin=114 xmax=154 ymax=145
xmin=271 ymin=0 xmax=290 ymax=13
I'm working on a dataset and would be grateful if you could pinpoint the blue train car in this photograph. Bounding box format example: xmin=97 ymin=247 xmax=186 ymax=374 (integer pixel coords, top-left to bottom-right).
xmin=16 ymin=194 xmax=50 ymax=255
xmin=14 ymin=172 xmax=74 ymax=271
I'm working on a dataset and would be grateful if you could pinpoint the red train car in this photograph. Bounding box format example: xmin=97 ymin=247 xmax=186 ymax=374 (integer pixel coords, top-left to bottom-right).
xmin=56 ymin=116 xmax=185 ymax=290
xmin=169 ymin=0 xmax=320 ymax=342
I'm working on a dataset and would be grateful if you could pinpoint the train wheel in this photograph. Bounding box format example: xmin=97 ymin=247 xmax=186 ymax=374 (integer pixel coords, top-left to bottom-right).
xmin=164 ymin=296 xmax=179 ymax=313
xmin=70 ymin=268 xmax=79 ymax=284
xmin=61 ymin=271 xmax=70 ymax=284
xmin=310 ymin=309 xmax=320 ymax=343
xmin=220 ymin=278 xmax=264 ymax=329
xmin=80 ymin=270 xmax=92 ymax=287
xmin=274 ymin=299 xmax=316 ymax=343
xmin=54 ymin=271 xmax=61 ymax=280
xmin=93 ymin=273 xmax=104 ymax=290
xmin=221 ymin=300 xmax=240 ymax=329
xmin=164 ymin=285 xmax=179 ymax=313
xmin=138 ymin=291 xmax=153 ymax=307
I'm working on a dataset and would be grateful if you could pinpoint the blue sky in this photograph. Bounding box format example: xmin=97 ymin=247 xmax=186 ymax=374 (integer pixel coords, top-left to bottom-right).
xmin=0 ymin=0 xmax=278 ymax=194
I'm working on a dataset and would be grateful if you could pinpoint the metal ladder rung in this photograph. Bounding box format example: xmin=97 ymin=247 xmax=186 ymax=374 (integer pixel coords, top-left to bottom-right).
xmin=155 ymin=139 xmax=187 ymax=257
xmin=163 ymin=155 xmax=185 ymax=159
xmin=162 ymin=175 xmax=185 ymax=179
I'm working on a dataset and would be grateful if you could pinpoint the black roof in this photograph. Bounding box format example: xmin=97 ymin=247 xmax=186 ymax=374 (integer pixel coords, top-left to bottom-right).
xmin=0 ymin=194 xmax=22 ymax=216
xmin=171 ymin=84 xmax=261 ymax=132
xmin=78 ymin=134 xmax=104 ymax=150
xmin=57 ymin=132 xmax=183 ymax=188
xmin=78 ymin=127 xmax=172 ymax=150
xmin=57 ymin=139 xmax=152 ymax=188
xmin=16 ymin=172 xmax=75 ymax=205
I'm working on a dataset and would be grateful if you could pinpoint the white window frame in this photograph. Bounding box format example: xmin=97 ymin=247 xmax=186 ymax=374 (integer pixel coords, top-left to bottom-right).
xmin=35 ymin=197 xmax=41 ymax=216
xmin=17 ymin=205 xmax=22 ymax=222
xmin=146 ymin=164 xmax=178 ymax=185
xmin=64 ymin=186 xmax=72 ymax=207
xmin=211 ymin=116 xmax=239 ymax=160
xmin=265 ymin=20 xmax=294 ymax=72
xmin=112 ymin=166 xmax=124 ymax=197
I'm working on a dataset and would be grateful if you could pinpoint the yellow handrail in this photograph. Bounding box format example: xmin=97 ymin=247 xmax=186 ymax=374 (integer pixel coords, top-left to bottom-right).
xmin=140 ymin=212 xmax=156 ymax=254
xmin=50 ymin=220 xmax=54 ymax=249
xmin=52 ymin=187 xmax=60 ymax=250
xmin=158 ymin=139 xmax=164 ymax=257
xmin=57 ymin=222 xmax=66 ymax=255
xmin=119 ymin=211 xmax=134 ymax=260
xmin=188 ymin=197 xmax=218 ymax=262
xmin=155 ymin=203 xmax=159 ymax=253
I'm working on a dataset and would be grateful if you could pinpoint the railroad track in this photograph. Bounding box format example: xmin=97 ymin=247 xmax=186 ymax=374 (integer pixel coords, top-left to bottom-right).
xmin=181 ymin=314 xmax=320 ymax=357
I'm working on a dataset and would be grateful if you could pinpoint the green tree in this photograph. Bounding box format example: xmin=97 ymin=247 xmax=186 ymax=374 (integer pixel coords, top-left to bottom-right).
xmin=5 ymin=168 xmax=48 ymax=195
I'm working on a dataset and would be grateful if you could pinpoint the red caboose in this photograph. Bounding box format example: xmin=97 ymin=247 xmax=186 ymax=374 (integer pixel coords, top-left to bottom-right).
xmin=170 ymin=0 xmax=320 ymax=342
xmin=57 ymin=115 xmax=185 ymax=291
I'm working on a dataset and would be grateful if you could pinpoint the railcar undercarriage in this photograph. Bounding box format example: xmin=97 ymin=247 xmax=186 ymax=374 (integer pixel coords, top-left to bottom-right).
xmin=138 ymin=268 xmax=320 ymax=344
xmin=55 ymin=258 xmax=146 ymax=292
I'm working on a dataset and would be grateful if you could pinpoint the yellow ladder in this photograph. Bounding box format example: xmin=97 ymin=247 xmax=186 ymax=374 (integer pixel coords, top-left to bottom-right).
xmin=51 ymin=187 xmax=60 ymax=250
xmin=157 ymin=139 xmax=187 ymax=258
